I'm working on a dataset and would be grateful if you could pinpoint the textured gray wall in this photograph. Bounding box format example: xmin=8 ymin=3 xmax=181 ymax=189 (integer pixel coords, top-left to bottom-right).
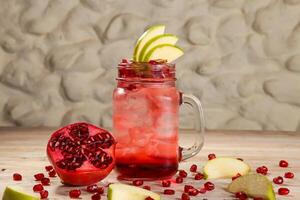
xmin=0 ymin=0 xmax=300 ymax=130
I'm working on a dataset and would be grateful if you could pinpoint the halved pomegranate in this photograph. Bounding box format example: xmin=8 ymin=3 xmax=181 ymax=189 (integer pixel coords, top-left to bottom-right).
xmin=47 ymin=122 xmax=116 ymax=186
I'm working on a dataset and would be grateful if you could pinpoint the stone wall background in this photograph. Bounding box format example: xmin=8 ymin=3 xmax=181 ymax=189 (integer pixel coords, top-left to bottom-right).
xmin=0 ymin=0 xmax=300 ymax=131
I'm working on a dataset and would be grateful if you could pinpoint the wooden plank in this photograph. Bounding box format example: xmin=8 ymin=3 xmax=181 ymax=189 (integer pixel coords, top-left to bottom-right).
xmin=0 ymin=128 xmax=299 ymax=199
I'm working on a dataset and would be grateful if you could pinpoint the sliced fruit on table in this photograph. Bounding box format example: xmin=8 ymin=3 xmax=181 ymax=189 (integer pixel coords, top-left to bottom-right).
xmin=133 ymin=25 xmax=165 ymax=61
xmin=2 ymin=186 xmax=39 ymax=200
xmin=203 ymin=157 xmax=250 ymax=179
xmin=138 ymin=34 xmax=178 ymax=61
xmin=107 ymin=183 xmax=161 ymax=200
xmin=228 ymin=173 xmax=276 ymax=200
xmin=144 ymin=44 xmax=184 ymax=63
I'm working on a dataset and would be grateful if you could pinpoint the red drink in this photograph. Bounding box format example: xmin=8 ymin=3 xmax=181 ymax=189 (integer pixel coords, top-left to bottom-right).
xmin=113 ymin=60 xmax=180 ymax=180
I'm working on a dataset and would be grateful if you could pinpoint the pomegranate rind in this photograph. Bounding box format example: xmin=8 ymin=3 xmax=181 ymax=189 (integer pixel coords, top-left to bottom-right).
xmin=47 ymin=122 xmax=116 ymax=186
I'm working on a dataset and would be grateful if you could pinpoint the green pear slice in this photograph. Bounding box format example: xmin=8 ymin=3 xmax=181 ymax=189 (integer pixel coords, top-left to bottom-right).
xmin=228 ymin=174 xmax=276 ymax=200
xmin=203 ymin=157 xmax=250 ymax=179
xmin=2 ymin=186 xmax=39 ymax=200
xmin=133 ymin=25 xmax=165 ymax=61
xmin=107 ymin=183 xmax=161 ymax=200
xmin=139 ymin=34 xmax=178 ymax=61
xmin=144 ymin=44 xmax=183 ymax=62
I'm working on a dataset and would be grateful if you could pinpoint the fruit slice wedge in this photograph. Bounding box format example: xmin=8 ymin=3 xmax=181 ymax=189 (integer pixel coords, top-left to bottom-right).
xmin=144 ymin=44 xmax=184 ymax=62
xmin=228 ymin=174 xmax=276 ymax=200
xmin=203 ymin=157 xmax=250 ymax=179
xmin=107 ymin=183 xmax=161 ymax=200
xmin=138 ymin=34 xmax=178 ymax=61
xmin=133 ymin=25 xmax=165 ymax=61
xmin=2 ymin=186 xmax=39 ymax=200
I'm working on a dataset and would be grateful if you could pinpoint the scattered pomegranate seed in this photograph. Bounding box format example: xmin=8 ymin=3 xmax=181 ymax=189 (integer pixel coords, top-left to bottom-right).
xmin=97 ymin=187 xmax=104 ymax=194
xmin=91 ymin=193 xmax=101 ymax=200
xmin=278 ymin=187 xmax=289 ymax=195
xmin=237 ymin=158 xmax=244 ymax=161
xmin=253 ymin=198 xmax=264 ymax=200
xmin=121 ymin=59 xmax=128 ymax=63
xmin=179 ymin=170 xmax=187 ymax=178
xmin=48 ymin=170 xmax=56 ymax=177
xmin=176 ymin=176 xmax=183 ymax=183
xmin=181 ymin=193 xmax=190 ymax=200
xmin=232 ymin=173 xmax=241 ymax=181
xmin=198 ymin=187 xmax=206 ymax=194
xmin=184 ymin=185 xmax=194 ymax=193
xmin=41 ymin=177 xmax=50 ymax=186
xmin=235 ymin=191 xmax=248 ymax=199
xmin=194 ymin=173 xmax=204 ymax=180
xmin=256 ymin=166 xmax=268 ymax=175
xmin=13 ymin=173 xmax=22 ymax=181
xmin=162 ymin=180 xmax=171 ymax=187
xmin=273 ymin=176 xmax=284 ymax=184
xmin=208 ymin=153 xmax=216 ymax=160
xmin=188 ymin=188 xmax=199 ymax=196
xmin=164 ymin=189 xmax=175 ymax=195
xmin=39 ymin=190 xmax=49 ymax=199
xmin=279 ymin=160 xmax=288 ymax=168
xmin=190 ymin=164 xmax=197 ymax=172
xmin=45 ymin=165 xmax=53 ymax=172
xmin=87 ymin=184 xmax=98 ymax=193
xmin=284 ymin=172 xmax=294 ymax=179
xmin=33 ymin=184 xmax=44 ymax=192
xmin=133 ymin=180 xmax=143 ymax=186
xmin=204 ymin=182 xmax=215 ymax=191
xmin=69 ymin=189 xmax=81 ymax=198
xmin=34 ymin=173 xmax=45 ymax=181
xmin=145 ymin=197 xmax=154 ymax=200
xmin=143 ymin=185 xmax=151 ymax=190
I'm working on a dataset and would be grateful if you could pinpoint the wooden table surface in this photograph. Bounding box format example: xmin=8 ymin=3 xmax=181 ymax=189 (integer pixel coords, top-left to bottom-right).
xmin=0 ymin=128 xmax=299 ymax=200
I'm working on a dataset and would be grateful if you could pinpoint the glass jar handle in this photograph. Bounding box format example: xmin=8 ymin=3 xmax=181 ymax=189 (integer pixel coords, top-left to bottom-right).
xmin=180 ymin=93 xmax=205 ymax=161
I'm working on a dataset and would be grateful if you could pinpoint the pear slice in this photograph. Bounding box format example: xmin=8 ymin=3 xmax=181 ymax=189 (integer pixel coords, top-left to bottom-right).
xmin=228 ymin=173 xmax=276 ymax=200
xmin=107 ymin=183 xmax=161 ymax=200
xmin=203 ymin=157 xmax=250 ymax=179
xmin=2 ymin=186 xmax=39 ymax=200
xmin=144 ymin=44 xmax=183 ymax=62
xmin=139 ymin=34 xmax=178 ymax=61
xmin=133 ymin=25 xmax=165 ymax=61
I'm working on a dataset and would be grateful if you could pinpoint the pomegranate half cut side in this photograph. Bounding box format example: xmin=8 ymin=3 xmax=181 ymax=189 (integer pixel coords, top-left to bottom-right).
xmin=47 ymin=122 xmax=116 ymax=186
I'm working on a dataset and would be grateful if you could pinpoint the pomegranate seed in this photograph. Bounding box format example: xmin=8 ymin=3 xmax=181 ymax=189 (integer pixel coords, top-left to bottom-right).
xmin=87 ymin=184 xmax=98 ymax=193
xmin=184 ymin=185 xmax=194 ymax=193
xmin=34 ymin=173 xmax=45 ymax=181
xmin=181 ymin=193 xmax=190 ymax=200
xmin=69 ymin=189 xmax=81 ymax=198
xmin=145 ymin=197 xmax=154 ymax=200
xmin=256 ymin=166 xmax=268 ymax=175
xmin=91 ymin=193 xmax=101 ymax=200
xmin=204 ymin=182 xmax=215 ymax=191
xmin=232 ymin=173 xmax=241 ymax=181
xmin=198 ymin=187 xmax=206 ymax=194
xmin=237 ymin=158 xmax=244 ymax=161
xmin=253 ymin=198 xmax=264 ymax=200
xmin=48 ymin=170 xmax=56 ymax=177
xmin=235 ymin=191 xmax=248 ymax=199
xmin=45 ymin=165 xmax=53 ymax=172
xmin=97 ymin=187 xmax=104 ymax=194
xmin=195 ymin=173 xmax=204 ymax=180
xmin=143 ymin=185 xmax=151 ymax=190
xmin=41 ymin=177 xmax=50 ymax=186
xmin=162 ymin=180 xmax=171 ymax=187
xmin=13 ymin=173 xmax=22 ymax=181
xmin=164 ymin=189 xmax=175 ymax=195
xmin=133 ymin=180 xmax=143 ymax=186
xmin=208 ymin=153 xmax=216 ymax=160
xmin=39 ymin=190 xmax=48 ymax=199
xmin=121 ymin=59 xmax=128 ymax=63
xmin=273 ymin=176 xmax=284 ymax=184
xmin=176 ymin=176 xmax=183 ymax=183
xmin=188 ymin=188 xmax=199 ymax=196
xmin=179 ymin=170 xmax=187 ymax=178
xmin=284 ymin=172 xmax=294 ymax=179
xmin=33 ymin=184 xmax=44 ymax=192
xmin=190 ymin=164 xmax=197 ymax=172
xmin=278 ymin=187 xmax=289 ymax=195
xmin=279 ymin=160 xmax=288 ymax=168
